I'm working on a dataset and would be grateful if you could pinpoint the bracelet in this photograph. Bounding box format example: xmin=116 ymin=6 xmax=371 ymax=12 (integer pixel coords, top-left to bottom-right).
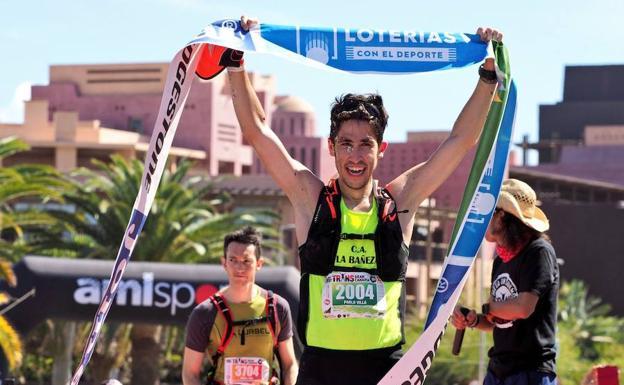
xmin=478 ymin=64 xmax=498 ymax=84
xmin=481 ymin=303 xmax=490 ymax=316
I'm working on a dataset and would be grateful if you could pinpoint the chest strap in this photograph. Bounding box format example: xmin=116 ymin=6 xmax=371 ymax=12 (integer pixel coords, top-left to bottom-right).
xmin=339 ymin=233 xmax=375 ymax=240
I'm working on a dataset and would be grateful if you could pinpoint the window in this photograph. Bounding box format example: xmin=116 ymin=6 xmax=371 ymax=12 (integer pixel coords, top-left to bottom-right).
xmin=218 ymin=161 xmax=235 ymax=174
xmin=559 ymin=185 xmax=573 ymax=202
xmin=575 ymin=188 xmax=590 ymax=203
xmin=593 ymin=190 xmax=607 ymax=203
xmin=128 ymin=117 xmax=143 ymax=133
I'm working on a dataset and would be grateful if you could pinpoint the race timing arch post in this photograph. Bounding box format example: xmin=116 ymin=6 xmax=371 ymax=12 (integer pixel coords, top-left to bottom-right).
xmin=0 ymin=256 xmax=301 ymax=374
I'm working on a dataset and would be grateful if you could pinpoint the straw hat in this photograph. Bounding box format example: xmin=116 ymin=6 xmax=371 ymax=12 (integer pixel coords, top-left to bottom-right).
xmin=496 ymin=179 xmax=549 ymax=232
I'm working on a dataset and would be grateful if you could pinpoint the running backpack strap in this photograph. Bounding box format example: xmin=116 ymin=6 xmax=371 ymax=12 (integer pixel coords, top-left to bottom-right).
xmin=308 ymin=179 xmax=341 ymax=240
xmin=265 ymin=290 xmax=280 ymax=347
xmin=265 ymin=291 xmax=283 ymax=385
xmin=211 ymin=293 xmax=235 ymax=354
xmin=339 ymin=233 xmax=375 ymax=240
xmin=322 ymin=178 xmax=340 ymax=220
xmin=206 ymin=293 xmax=234 ymax=385
xmin=378 ymin=185 xmax=408 ymax=222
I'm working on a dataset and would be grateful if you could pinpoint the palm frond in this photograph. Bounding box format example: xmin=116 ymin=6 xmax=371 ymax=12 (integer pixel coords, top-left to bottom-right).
xmin=0 ymin=315 xmax=23 ymax=369
xmin=31 ymin=155 xmax=284 ymax=269
xmin=0 ymin=292 xmax=10 ymax=306
xmin=1 ymin=210 xmax=58 ymax=232
xmin=0 ymin=259 xmax=17 ymax=286
xmin=0 ymin=136 xmax=29 ymax=158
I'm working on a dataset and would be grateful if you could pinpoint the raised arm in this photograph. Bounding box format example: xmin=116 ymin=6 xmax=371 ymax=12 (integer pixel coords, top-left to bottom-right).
xmin=227 ymin=17 xmax=323 ymax=213
xmin=389 ymin=28 xmax=503 ymax=229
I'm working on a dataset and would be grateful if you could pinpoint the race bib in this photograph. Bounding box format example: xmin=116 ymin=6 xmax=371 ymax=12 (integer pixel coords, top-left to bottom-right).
xmin=322 ymin=271 xmax=386 ymax=319
xmin=223 ymin=357 xmax=270 ymax=385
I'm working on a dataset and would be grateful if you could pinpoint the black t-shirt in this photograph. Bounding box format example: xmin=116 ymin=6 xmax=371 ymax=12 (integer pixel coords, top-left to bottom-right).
xmin=487 ymin=237 xmax=559 ymax=378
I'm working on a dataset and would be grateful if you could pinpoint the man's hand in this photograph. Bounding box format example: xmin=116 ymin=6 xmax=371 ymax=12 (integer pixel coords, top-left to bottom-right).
xmin=240 ymin=15 xmax=258 ymax=31
xmin=213 ymin=13 xmax=262 ymax=68
xmin=195 ymin=15 xmax=258 ymax=80
xmin=476 ymin=27 xmax=504 ymax=43
xmin=451 ymin=305 xmax=477 ymax=329
xmin=476 ymin=27 xmax=503 ymax=70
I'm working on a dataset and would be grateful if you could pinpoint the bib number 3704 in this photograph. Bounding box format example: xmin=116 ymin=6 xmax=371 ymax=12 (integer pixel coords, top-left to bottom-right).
xmin=223 ymin=357 xmax=270 ymax=384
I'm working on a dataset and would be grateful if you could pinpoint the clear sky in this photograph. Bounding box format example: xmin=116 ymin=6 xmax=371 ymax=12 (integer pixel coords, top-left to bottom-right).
xmin=2 ymin=0 xmax=623 ymax=164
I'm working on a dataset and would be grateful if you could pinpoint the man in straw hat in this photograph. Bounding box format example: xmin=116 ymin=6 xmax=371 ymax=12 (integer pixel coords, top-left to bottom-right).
xmin=452 ymin=179 xmax=559 ymax=385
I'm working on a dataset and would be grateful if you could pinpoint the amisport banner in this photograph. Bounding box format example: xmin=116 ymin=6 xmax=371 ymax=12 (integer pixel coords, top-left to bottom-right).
xmin=69 ymin=19 xmax=513 ymax=384
xmin=378 ymin=43 xmax=515 ymax=385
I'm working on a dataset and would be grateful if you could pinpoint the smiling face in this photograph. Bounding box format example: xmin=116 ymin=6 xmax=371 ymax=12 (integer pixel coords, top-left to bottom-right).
xmin=328 ymin=120 xmax=387 ymax=191
xmin=221 ymin=241 xmax=263 ymax=286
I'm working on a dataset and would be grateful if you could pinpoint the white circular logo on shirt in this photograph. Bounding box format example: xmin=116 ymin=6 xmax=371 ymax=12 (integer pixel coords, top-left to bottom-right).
xmin=490 ymin=273 xmax=517 ymax=329
xmin=491 ymin=273 xmax=518 ymax=301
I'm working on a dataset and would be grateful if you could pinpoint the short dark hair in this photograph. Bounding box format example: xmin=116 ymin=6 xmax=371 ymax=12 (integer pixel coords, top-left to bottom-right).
xmin=329 ymin=93 xmax=389 ymax=143
xmin=498 ymin=209 xmax=549 ymax=250
xmin=223 ymin=226 xmax=262 ymax=258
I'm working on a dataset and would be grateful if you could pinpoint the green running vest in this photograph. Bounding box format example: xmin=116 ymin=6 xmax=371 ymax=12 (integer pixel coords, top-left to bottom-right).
xmin=298 ymin=179 xmax=409 ymax=351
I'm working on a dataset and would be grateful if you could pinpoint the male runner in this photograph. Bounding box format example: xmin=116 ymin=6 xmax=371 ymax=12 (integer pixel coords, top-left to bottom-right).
xmin=183 ymin=227 xmax=298 ymax=385
xmin=225 ymin=18 xmax=502 ymax=384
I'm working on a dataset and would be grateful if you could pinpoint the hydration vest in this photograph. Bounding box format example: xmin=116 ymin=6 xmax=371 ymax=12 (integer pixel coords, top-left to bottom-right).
xmin=206 ymin=291 xmax=281 ymax=385
xmin=297 ymin=179 xmax=409 ymax=351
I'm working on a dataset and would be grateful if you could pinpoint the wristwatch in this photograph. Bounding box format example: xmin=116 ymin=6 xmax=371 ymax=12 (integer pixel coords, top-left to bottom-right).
xmin=481 ymin=302 xmax=491 ymax=317
xmin=478 ymin=64 xmax=498 ymax=84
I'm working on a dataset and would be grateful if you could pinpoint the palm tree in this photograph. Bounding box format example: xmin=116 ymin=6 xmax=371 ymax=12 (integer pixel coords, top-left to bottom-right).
xmin=33 ymin=154 xmax=277 ymax=385
xmin=558 ymin=279 xmax=624 ymax=360
xmin=0 ymin=136 xmax=68 ymax=377
xmin=0 ymin=137 xmax=67 ymax=259
xmin=0 ymin=259 xmax=22 ymax=376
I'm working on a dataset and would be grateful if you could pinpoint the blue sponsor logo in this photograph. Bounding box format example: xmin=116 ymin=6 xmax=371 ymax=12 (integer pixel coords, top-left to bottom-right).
xmin=436 ymin=277 xmax=449 ymax=293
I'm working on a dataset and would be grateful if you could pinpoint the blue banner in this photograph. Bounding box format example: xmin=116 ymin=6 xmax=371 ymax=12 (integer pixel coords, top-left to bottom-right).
xmin=189 ymin=19 xmax=490 ymax=74
xmin=426 ymin=81 xmax=517 ymax=326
